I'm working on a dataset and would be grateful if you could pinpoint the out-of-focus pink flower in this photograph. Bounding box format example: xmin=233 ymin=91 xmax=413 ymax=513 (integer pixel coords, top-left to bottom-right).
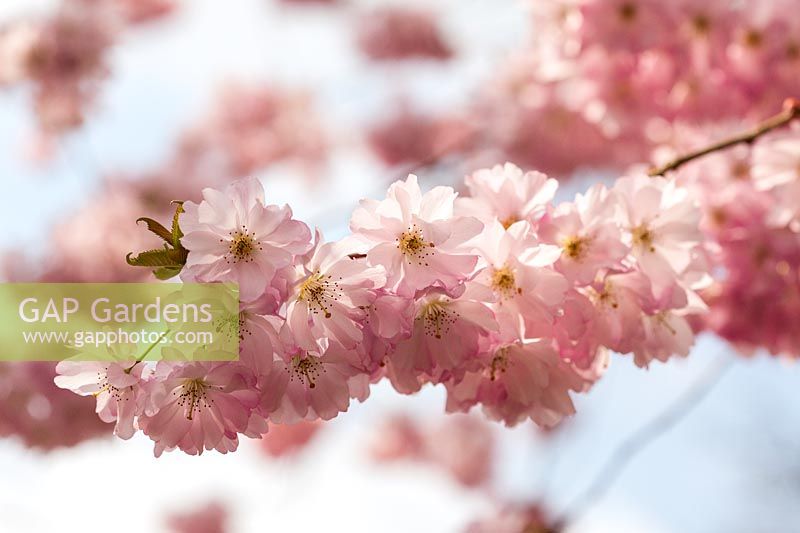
xmin=369 ymin=413 xmax=495 ymax=488
xmin=201 ymin=85 xmax=328 ymax=176
xmin=464 ymin=503 xmax=558 ymax=533
xmin=166 ymin=501 xmax=229 ymax=533
xmin=368 ymin=413 xmax=426 ymax=462
xmin=181 ymin=177 xmax=312 ymax=302
xmin=367 ymin=108 xmax=475 ymax=167
xmin=357 ymin=8 xmax=452 ymax=61
xmin=0 ymin=362 xmax=110 ymax=450
xmin=752 ymin=123 xmax=800 ymax=191
xmin=457 ymin=163 xmax=558 ymax=227
xmin=259 ymin=420 xmax=321 ymax=458
xmin=350 ymin=174 xmax=482 ymax=298
xmin=425 ymin=414 xmax=495 ymax=488
xmin=113 ymin=0 xmax=177 ymax=25
xmin=46 ymin=185 xmax=159 ymax=282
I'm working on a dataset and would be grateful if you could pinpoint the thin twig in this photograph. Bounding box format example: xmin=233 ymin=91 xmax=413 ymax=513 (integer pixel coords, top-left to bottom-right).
xmin=648 ymin=98 xmax=800 ymax=177
xmin=554 ymin=355 xmax=735 ymax=529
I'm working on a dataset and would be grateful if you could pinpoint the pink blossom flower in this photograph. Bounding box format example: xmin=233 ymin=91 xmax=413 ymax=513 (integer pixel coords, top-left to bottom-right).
xmin=633 ymin=310 xmax=694 ymax=367
xmin=367 ymin=107 xmax=474 ymax=167
xmin=752 ymin=125 xmax=800 ymax=191
xmin=165 ymin=501 xmax=229 ymax=533
xmin=445 ymin=340 xmax=587 ymax=428
xmin=470 ymin=220 xmax=567 ymax=339
xmin=368 ymin=413 xmax=426 ymax=462
xmin=357 ymin=8 xmax=452 ymax=61
xmin=350 ymin=174 xmax=482 ymax=297
xmin=286 ymin=239 xmax=386 ymax=351
xmin=0 ymin=362 xmax=110 ymax=450
xmin=465 ymin=503 xmax=555 ymax=533
xmin=386 ymin=290 xmax=497 ymax=394
xmin=139 ymin=362 xmax=261 ymax=456
xmin=259 ymin=420 xmax=322 ymax=458
xmin=54 ymin=358 xmax=144 ymax=440
xmin=424 ymin=414 xmax=495 ymax=488
xmin=582 ymin=270 xmax=655 ymax=354
xmin=266 ymin=342 xmax=364 ymax=423
xmin=613 ymin=174 xmax=703 ymax=292
xmin=456 ymin=162 xmax=558 ymax=227
xmin=359 ymin=292 xmax=415 ymax=376
xmin=538 ymin=183 xmax=629 ymax=285
xmin=368 ymin=413 xmax=495 ymax=488
xmin=181 ymin=177 xmax=312 ymax=301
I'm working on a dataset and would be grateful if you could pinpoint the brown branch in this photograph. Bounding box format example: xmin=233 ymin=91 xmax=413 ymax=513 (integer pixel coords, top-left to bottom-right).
xmin=348 ymin=253 xmax=367 ymax=260
xmin=648 ymin=98 xmax=800 ymax=177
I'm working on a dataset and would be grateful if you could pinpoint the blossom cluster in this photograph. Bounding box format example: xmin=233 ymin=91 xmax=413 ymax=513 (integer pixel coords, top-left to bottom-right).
xmin=470 ymin=0 xmax=800 ymax=176
xmin=654 ymin=121 xmax=800 ymax=356
xmin=55 ymin=164 xmax=709 ymax=455
xmin=0 ymin=0 xmax=175 ymax=143
xmin=0 ymin=82 xmax=327 ymax=451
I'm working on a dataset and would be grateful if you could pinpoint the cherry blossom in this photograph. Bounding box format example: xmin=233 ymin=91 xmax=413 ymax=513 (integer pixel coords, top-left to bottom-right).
xmin=538 ymin=183 xmax=629 ymax=285
xmin=386 ymin=289 xmax=497 ymax=394
xmin=350 ymin=174 xmax=482 ymax=297
xmin=138 ymin=362 xmax=261 ymax=456
xmin=457 ymin=163 xmax=558 ymax=227
xmin=445 ymin=340 xmax=588 ymax=428
xmin=180 ymin=177 xmax=312 ymax=301
xmin=285 ymin=239 xmax=386 ymax=352
xmin=54 ymin=357 xmax=144 ymax=439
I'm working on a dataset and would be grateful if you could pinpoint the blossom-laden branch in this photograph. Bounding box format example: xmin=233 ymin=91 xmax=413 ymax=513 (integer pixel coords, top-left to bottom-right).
xmin=649 ymin=98 xmax=800 ymax=177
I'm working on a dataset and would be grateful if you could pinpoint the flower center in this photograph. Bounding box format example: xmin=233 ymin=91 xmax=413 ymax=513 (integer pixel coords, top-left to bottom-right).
xmin=787 ymin=42 xmax=799 ymax=60
xmin=397 ymin=226 xmax=435 ymax=266
xmin=731 ymin=161 xmax=750 ymax=180
xmin=691 ymin=14 xmax=710 ymax=35
xmin=491 ymin=265 xmax=521 ymax=299
xmin=225 ymin=226 xmax=261 ymax=263
xmin=94 ymin=370 xmax=124 ymax=400
xmin=418 ymin=299 xmax=458 ymax=339
xmin=590 ymin=281 xmax=619 ymax=309
xmin=631 ymin=224 xmax=656 ymax=252
xmin=289 ymin=354 xmax=324 ymax=389
xmin=177 ymin=378 xmax=212 ymax=421
xmin=298 ymin=272 xmax=341 ymax=318
xmin=743 ymin=29 xmax=762 ymax=48
xmin=489 ymin=348 xmax=510 ymax=381
xmin=618 ymin=2 xmax=637 ymax=22
xmin=500 ymin=215 xmax=519 ymax=229
xmin=562 ymin=235 xmax=589 ymax=260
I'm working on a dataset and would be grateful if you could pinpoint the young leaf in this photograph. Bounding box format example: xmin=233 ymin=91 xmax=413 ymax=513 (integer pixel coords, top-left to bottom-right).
xmin=171 ymin=201 xmax=185 ymax=248
xmin=136 ymin=217 xmax=173 ymax=243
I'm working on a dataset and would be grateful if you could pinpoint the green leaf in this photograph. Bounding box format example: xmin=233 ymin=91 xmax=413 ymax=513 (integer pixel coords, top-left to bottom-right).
xmin=171 ymin=201 xmax=185 ymax=248
xmin=126 ymin=249 xmax=179 ymax=268
xmin=152 ymin=266 xmax=182 ymax=280
xmin=136 ymin=217 xmax=172 ymax=243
